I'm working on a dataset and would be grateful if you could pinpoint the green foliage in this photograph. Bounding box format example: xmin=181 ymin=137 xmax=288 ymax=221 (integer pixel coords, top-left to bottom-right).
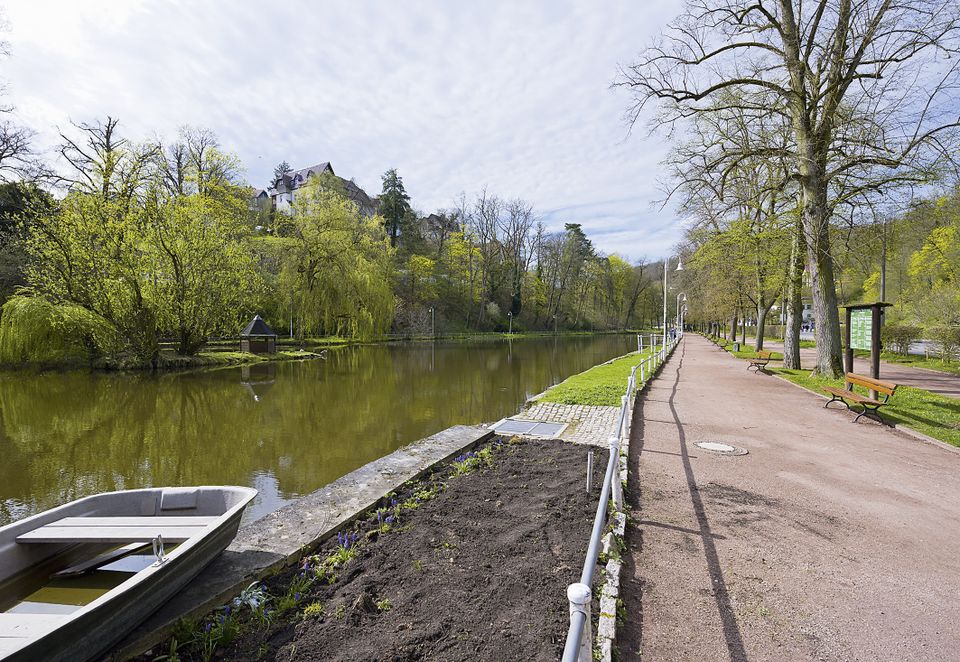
xmin=281 ymin=183 xmax=395 ymax=339
xmin=906 ymin=222 xmax=959 ymax=326
xmin=302 ymin=601 xmax=324 ymax=618
xmin=146 ymin=193 xmax=262 ymax=354
xmin=24 ymin=192 xmax=160 ymax=361
xmin=926 ymin=326 xmax=960 ymax=362
xmin=379 ymin=168 xmax=411 ymax=248
xmin=0 ymin=182 xmax=54 ymax=304
xmin=882 ymin=325 xmax=923 ymax=355
xmin=0 ymin=295 xmax=119 ymax=367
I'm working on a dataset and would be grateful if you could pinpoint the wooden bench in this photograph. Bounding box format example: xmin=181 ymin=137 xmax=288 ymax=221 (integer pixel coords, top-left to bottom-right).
xmin=747 ymin=351 xmax=773 ymax=372
xmin=823 ymin=373 xmax=898 ymax=425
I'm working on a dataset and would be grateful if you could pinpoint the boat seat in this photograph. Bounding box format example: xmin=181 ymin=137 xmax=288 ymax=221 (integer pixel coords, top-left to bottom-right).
xmin=15 ymin=516 xmax=218 ymax=544
xmin=0 ymin=613 xmax=71 ymax=653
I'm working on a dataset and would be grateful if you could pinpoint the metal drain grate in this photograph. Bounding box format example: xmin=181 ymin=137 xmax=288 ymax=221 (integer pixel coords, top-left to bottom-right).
xmin=490 ymin=418 xmax=567 ymax=438
xmin=694 ymin=441 xmax=749 ymax=456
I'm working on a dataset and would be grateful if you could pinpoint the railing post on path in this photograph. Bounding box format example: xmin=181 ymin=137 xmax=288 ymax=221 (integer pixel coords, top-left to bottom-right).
xmin=567 ymin=583 xmax=593 ymax=662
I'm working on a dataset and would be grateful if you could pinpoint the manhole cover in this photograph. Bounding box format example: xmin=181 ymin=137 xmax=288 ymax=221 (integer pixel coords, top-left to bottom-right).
xmin=695 ymin=441 xmax=748 ymax=456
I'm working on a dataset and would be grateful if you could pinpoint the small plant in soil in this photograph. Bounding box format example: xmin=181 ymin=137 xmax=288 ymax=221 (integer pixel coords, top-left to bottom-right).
xmin=302 ymin=602 xmax=324 ymax=618
xmin=375 ymin=597 xmax=392 ymax=612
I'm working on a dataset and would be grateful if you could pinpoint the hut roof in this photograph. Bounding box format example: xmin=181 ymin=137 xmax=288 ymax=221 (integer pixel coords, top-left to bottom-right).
xmin=241 ymin=315 xmax=277 ymax=338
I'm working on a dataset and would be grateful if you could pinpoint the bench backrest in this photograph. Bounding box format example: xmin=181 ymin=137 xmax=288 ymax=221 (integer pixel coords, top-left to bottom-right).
xmin=845 ymin=373 xmax=897 ymax=396
xmin=756 ymin=351 xmax=772 ymax=359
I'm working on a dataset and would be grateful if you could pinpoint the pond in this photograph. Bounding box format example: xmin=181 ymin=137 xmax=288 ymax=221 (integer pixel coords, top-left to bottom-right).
xmin=0 ymin=334 xmax=635 ymax=526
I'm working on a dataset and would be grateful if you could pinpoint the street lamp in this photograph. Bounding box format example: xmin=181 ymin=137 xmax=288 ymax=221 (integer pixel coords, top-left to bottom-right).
xmin=675 ymin=292 xmax=687 ymax=337
xmin=429 ymin=307 xmax=435 ymax=338
xmin=663 ymin=256 xmax=683 ymax=343
xmin=508 ymin=310 xmax=513 ymax=335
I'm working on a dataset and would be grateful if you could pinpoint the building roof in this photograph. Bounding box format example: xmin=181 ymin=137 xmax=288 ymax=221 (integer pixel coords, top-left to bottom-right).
xmin=261 ymin=161 xmax=378 ymax=217
xmin=241 ymin=314 xmax=277 ymax=338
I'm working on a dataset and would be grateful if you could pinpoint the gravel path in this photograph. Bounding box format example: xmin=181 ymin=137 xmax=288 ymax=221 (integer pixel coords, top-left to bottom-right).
xmin=619 ymin=335 xmax=960 ymax=661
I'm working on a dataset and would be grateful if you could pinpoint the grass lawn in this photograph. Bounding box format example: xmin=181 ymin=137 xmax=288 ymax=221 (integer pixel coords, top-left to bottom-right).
xmin=730 ymin=347 xmax=784 ymax=361
xmin=540 ymin=350 xmax=655 ymax=406
xmin=771 ymin=368 xmax=960 ymax=448
xmin=876 ymin=352 xmax=960 ymax=376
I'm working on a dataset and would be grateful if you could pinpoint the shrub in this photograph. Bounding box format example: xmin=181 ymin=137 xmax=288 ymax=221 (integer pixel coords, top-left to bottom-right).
xmin=882 ymin=324 xmax=923 ymax=355
xmin=927 ymin=326 xmax=960 ymax=362
xmin=0 ymin=295 xmax=119 ymax=367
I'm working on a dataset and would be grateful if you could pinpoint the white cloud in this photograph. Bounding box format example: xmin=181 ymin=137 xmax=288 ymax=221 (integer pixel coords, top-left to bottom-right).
xmin=3 ymin=0 xmax=685 ymax=260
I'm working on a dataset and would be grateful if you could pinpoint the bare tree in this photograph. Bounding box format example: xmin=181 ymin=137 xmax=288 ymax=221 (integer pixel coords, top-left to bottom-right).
xmin=500 ymin=198 xmax=537 ymax=316
xmin=618 ymin=0 xmax=960 ymax=375
xmin=59 ymin=116 xmax=158 ymax=204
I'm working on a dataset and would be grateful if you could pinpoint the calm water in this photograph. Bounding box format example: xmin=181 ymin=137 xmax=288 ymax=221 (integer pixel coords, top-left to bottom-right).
xmin=0 ymin=335 xmax=634 ymax=526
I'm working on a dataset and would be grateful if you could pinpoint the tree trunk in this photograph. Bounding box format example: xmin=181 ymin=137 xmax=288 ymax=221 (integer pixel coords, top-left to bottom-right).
xmin=729 ymin=313 xmax=738 ymax=342
xmin=755 ymin=301 xmax=771 ymax=351
xmin=783 ymin=214 xmax=805 ymax=369
xmin=799 ymin=172 xmax=844 ymax=376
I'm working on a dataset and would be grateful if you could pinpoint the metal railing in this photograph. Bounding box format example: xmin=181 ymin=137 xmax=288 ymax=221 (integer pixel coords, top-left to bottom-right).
xmin=561 ymin=334 xmax=679 ymax=662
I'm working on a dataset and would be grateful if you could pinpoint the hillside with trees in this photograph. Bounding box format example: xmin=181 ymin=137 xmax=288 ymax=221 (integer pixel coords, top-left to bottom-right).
xmin=0 ymin=117 xmax=663 ymax=368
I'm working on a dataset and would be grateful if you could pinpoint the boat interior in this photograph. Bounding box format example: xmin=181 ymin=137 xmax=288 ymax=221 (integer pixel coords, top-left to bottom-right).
xmin=0 ymin=487 xmax=252 ymax=618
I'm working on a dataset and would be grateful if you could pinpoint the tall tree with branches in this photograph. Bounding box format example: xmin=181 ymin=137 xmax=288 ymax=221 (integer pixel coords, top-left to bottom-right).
xmin=618 ymin=0 xmax=960 ymax=375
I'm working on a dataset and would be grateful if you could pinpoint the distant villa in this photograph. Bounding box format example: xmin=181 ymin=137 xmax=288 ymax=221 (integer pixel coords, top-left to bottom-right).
xmin=252 ymin=162 xmax=378 ymax=218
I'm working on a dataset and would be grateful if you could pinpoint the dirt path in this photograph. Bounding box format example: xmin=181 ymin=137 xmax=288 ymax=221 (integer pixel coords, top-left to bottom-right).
xmin=619 ymin=335 xmax=960 ymax=661
xmin=742 ymin=336 xmax=960 ymax=399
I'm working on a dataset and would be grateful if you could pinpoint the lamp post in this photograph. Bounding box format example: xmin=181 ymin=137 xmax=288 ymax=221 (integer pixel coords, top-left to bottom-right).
xmin=429 ymin=307 xmax=435 ymax=338
xmin=553 ymin=314 xmax=558 ymax=335
xmin=675 ymin=293 xmax=687 ymax=337
xmin=663 ymin=256 xmax=684 ymax=344
xmin=508 ymin=311 xmax=513 ymax=335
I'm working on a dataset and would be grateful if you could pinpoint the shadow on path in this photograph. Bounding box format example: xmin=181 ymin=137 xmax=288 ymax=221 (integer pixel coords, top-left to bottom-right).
xmin=619 ymin=341 xmax=747 ymax=662
xmin=669 ymin=344 xmax=748 ymax=662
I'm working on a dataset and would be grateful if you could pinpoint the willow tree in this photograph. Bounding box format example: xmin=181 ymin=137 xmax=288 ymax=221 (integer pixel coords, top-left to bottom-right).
xmin=619 ymin=0 xmax=960 ymax=375
xmin=283 ymin=182 xmax=394 ymax=339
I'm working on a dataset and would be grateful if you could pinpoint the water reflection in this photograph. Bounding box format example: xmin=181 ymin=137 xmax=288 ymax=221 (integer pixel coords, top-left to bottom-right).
xmin=0 ymin=335 xmax=632 ymax=524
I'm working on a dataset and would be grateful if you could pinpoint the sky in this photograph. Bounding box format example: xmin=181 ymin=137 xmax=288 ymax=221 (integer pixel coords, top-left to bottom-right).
xmin=2 ymin=0 xmax=684 ymax=261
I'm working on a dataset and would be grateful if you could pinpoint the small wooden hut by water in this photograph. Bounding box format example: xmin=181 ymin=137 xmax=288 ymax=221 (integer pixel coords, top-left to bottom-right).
xmin=240 ymin=315 xmax=277 ymax=354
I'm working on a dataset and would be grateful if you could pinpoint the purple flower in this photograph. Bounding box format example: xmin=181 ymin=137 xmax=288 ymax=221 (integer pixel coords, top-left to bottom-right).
xmin=294 ymin=592 xmax=300 ymax=601
xmin=385 ymin=515 xmax=395 ymax=524
xmin=205 ymin=622 xmax=212 ymax=633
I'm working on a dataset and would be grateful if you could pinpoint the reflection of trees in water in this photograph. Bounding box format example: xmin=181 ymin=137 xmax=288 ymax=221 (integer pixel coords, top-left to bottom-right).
xmin=0 ymin=336 xmax=632 ymax=524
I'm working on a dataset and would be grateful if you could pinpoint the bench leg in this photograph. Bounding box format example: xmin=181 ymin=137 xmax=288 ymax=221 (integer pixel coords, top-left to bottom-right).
xmin=823 ymin=394 xmax=849 ymax=410
xmin=852 ymin=406 xmax=887 ymax=425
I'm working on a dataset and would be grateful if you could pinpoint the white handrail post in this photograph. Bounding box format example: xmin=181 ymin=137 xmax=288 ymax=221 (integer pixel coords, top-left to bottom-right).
xmin=567 ymin=583 xmax=593 ymax=662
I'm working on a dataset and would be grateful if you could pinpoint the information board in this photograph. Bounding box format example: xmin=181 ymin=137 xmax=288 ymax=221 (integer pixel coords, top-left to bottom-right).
xmin=850 ymin=309 xmax=872 ymax=351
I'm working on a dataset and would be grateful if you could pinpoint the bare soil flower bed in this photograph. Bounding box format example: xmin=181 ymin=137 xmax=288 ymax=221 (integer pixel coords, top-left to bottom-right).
xmin=143 ymin=436 xmax=605 ymax=661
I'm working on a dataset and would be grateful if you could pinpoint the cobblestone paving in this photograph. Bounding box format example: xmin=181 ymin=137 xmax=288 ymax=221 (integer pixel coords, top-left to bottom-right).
xmin=522 ymin=402 xmax=619 ymax=447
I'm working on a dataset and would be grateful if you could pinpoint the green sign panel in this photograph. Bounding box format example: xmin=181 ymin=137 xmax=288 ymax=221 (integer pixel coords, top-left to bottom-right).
xmin=850 ymin=309 xmax=872 ymax=351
